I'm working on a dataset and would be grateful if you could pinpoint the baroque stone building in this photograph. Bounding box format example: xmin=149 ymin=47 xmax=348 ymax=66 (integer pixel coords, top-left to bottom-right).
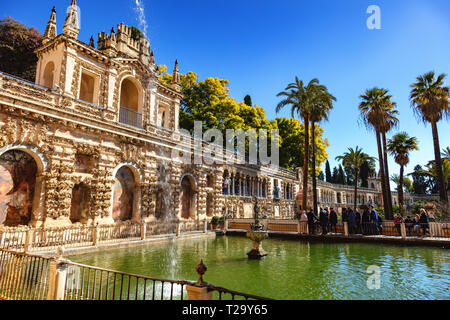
xmin=0 ymin=1 xmax=407 ymax=229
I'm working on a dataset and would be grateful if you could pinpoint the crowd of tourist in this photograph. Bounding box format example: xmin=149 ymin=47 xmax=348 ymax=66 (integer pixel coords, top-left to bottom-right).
xmin=298 ymin=205 xmax=432 ymax=237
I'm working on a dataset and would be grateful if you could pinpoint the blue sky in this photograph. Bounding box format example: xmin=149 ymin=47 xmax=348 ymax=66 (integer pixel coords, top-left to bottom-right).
xmin=2 ymin=0 xmax=449 ymax=179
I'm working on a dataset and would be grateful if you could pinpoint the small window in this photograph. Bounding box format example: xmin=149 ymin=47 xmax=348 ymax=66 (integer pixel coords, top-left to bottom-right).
xmin=79 ymin=72 xmax=97 ymax=104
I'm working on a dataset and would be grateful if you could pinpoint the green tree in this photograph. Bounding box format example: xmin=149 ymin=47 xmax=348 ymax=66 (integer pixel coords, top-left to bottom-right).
xmin=318 ymin=171 xmax=325 ymax=181
xmin=244 ymin=95 xmax=253 ymax=107
xmin=337 ymin=165 xmax=346 ymax=185
xmin=325 ymin=160 xmax=332 ymax=183
xmin=359 ymin=87 xmax=399 ymax=219
xmin=0 ymin=17 xmax=42 ymax=82
xmin=336 ymin=147 xmax=376 ymax=211
xmin=274 ymin=117 xmax=328 ymax=171
xmin=360 ymin=159 xmax=376 ymax=188
xmin=387 ymin=132 xmax=419 ymax=211
xmin=331 ymin=167 xmax=339 ymax=184
xmin=391 ymin=174 xmax=414 ymax=193
xmin=409 ymin=165 xmax=430 ymax=195
xmin=410 ymin=72 xmax=449 ymax=203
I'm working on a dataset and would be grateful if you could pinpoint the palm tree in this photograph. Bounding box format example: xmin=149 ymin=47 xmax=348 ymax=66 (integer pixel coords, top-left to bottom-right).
xmin=417 ymin=159 xmax=450 ymax=195
xmin=359 ymin=88 xmax=399 ymax=219
xmin=276 ymin=77 xmax=319 ymax=212
xmin=410 ymin=71 xmax=450 ymax=203
xmin=387 ymin=132 xmax=419 ymax=212
xmin=309 ymin=84 xmax=336 ymax=215
xmin=442 ymin=147 xmax=450 ymax=160
xmin=336 ymin=147 xmax=376 ymax=211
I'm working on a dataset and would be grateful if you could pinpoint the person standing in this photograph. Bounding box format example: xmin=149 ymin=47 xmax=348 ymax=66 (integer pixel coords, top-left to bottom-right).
xmin=329 ymin=208 xmax=338 ymax=233
xmin=319 ymin=208 xmax=329 ymax=235
xmin=369 ymin=205 xmax=380 ymax=235
xmin=347 ymin=207 xmax=356 ymax=235
xmin=394 ymin=214 xmax=404 ymax=235
xmin=418 ymin=209 xmax=430 ymax=237
xmin=307 ymin=209 xmax=319 ymax=235
xmin=362 ymin=206 xmax=371 ymax=235
xmin=342 ymin=208 xmax=348 ymax=224
xmin=355 ymin=208 xmax=362 ymax=234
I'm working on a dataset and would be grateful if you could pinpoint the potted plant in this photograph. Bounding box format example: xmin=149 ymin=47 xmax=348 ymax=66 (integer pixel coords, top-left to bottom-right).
xmin=211 ymin=216 xmax=220 ymax=230
xmin=218 ymin=216 xmax=226 ymax=230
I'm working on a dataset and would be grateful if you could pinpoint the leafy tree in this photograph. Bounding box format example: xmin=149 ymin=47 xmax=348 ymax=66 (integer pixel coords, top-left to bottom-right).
xmin=410 ymin=72 xmax=449 ymax=203
xmin=0 ymin=17 xmax=42 ymax=82
xmin=336 ymin=147 xmax=376 ymax=211
xmin=274 ymin=118 xmax=328 ymax=171
xmin=325 ymin=160 xmax=332 ymax=183
xmin=331 ymin=167 xmax=339 ymax=184
xmin=409 ymin=165 xmax=431 ymax=195
xmin=360 ymin=159 xmax=376 ymax=188
xmin=337 ymin=165 xmax=346 ymax=185
xmin=318 ymin=171 xmax=325 ymax=181
xmin=387 ymin=132 xmax=419 ymax=211
xmin=391 ymin=174 xmax=414 ymax=193
xmin=130 ymin=26 xmax=143 ymax=41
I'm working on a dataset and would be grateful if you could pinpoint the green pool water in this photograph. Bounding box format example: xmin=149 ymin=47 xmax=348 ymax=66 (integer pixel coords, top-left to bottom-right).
xmin=68 ymin=235 xmax=450 ymax=300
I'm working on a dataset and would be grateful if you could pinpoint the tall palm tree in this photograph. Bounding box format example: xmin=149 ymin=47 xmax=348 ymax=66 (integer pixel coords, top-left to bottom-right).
xmin=387 ymin=132 xmax=419 ymax=212
xmin=309 ymin=84 xmax=336 ymax=215
xmin=359 ymin=88 xmax=399 ymax=219
xmin=441 ymin=147 xmax=450 ymax=160
xmin=336 ymin=147 xmax=376 ymax=211
xmin=410 ymin=71 xmax=449 ymax=203
xmin=276 ymin=77 xmax=319 ymax=212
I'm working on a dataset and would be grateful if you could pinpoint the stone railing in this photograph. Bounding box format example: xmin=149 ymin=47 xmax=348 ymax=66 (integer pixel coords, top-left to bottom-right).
xmin=0 ymin=220 xmax=212 ymax=254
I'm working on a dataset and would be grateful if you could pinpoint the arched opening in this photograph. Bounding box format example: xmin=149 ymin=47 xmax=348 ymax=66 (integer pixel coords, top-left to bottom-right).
xmin=119 ymin=77 xmax=142 ymax=128
xmin=180 ymin=175 xmax=196 ymax=219
xmin=0 ymin=150 xmax=38 ymax=227
xmin=70 ymin=183 xmax=91 ymax=224
xmin=120 ymin=78 xmax=140 ymax=112
xmin=112 ymin=166 xmax=136 ymax=222
xmin=43 ymin=61 xmax=55 ymax=89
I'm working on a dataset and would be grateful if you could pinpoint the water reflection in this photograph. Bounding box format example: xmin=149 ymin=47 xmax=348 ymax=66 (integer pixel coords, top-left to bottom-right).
xmin=69 ymin=236 xmax=450 ymax=300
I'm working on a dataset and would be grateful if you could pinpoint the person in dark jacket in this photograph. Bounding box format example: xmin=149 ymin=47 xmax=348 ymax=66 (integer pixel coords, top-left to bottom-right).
xmin=418 ymin=209 xmax=430 ymax=237
xmin=361 ymin=207 xmax=371 ymax=235
xmin=319 ymin=208 xmax=329 ymax=235
xmin=342 ymin=208 xmax=348 ymax=223
xmin=307 ymin=209 xmax=319 ymax=234
xmin=347 ymin=208 xmax=356 ymax=235
xmin=355 ymin=209 xmax=362 ymax=234
xmin=369 ymin=205 xmax=380 ymax=235
xmin=329 ymin=208 xmax=338 ymax=233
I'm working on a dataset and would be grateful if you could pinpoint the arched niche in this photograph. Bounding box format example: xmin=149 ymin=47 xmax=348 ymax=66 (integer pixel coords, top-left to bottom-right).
xmin=70 ymin=183 xmax=91 ymax=224
xmin=0 ymin=150 xmax=38 ymax=226
xmin=112 ymin=165 xmax=141 ymax=222
xmin=42 ymin=61 xmax=55 ymax=89
xmin=180 ymin=174 xmax=197 ymax=220
xmin=119 ymin=77 xmax=142 ymax=113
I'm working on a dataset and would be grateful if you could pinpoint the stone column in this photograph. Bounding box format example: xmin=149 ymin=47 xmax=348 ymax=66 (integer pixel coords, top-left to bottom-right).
xmin=46 ymin=260 xmax=68 ymax=300
xmin=400 ymin=223 xmax=407 ymax=239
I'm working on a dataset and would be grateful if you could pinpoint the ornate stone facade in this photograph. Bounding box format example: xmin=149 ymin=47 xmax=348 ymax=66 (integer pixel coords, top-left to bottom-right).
xmin=0 ymin=1 xmax=406 ymax=229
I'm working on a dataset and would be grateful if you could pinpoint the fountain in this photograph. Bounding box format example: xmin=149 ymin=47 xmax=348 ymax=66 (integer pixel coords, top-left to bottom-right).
xmin=246 ymin=197 xmax=269 ymax=259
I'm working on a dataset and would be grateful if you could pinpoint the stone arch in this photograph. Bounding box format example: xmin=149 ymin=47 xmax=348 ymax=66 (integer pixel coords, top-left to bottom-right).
xmin=0 ymin=144 xmax=47 ymax=227
xmin=43 ymin=61 xmax=55 ymax=89
xmin=118 ymin=76 xmax=143 ymax=113
xmin=179 ymin=173 xmax=197 ymax=220
xmin=70 ymin=183 xmax=91 ymax=224
xmin=111 ymin=163 xmax=142 ymax=222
